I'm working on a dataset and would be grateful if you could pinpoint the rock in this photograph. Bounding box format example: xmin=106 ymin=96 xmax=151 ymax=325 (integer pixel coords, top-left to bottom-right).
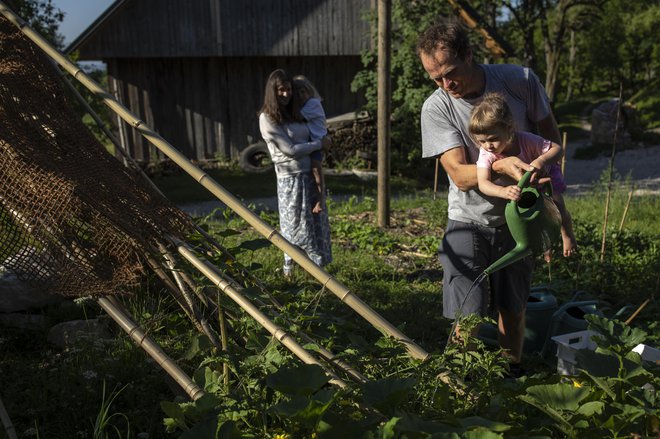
xmin=47 ymin=318 xmax=113 ymax=350
xmin=590 ymin=98 xmax=634 ymax=147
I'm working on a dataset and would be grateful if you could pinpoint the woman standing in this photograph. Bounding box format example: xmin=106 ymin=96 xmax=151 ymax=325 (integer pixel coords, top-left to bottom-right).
xmin=258 ymin=69 xmax=332 ymax=276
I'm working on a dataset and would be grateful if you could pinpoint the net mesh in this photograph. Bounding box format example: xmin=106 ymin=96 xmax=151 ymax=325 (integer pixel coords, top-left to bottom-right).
xmin=0 ymin=16 xmax=195 ymax=298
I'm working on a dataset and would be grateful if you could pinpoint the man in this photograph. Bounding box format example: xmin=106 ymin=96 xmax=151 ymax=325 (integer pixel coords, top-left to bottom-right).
xmin=417 ymin=21 xmax=561 ymax=374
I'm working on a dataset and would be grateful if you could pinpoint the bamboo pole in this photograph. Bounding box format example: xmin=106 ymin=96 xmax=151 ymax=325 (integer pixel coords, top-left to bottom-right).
xmin=195 ymin=268 xmax=368 ymax=383
xmin=0 ymin=395 xmax=17 ymax=439
xmin=599 ymin=83 xmax=623 ymax=263
xmin=240 ymin=287 xmax=368 ymax=383
xmin=618 ymin=183 xmax=634 ymax=233
xmin=0 ymin=2 xmax=428 ymax=361
xmin=624 ymin=298 xmax=650 ymax=326
xmin=173 ymin=239 xmax=349 ymax=388
xmin=56 ymin=66 xmax=126 ymax=162
xmin=96 ymin=296 xmax=205 ymax=400
xmin=157 ymin=243 xmax=224 ymax=351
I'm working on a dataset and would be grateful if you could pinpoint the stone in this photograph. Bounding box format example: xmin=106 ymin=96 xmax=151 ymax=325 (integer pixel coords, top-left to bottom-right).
xmin=590 ymin=98 xmax=633 ymax=147
xmin=47 ymin=318 xmax=113 ymax=350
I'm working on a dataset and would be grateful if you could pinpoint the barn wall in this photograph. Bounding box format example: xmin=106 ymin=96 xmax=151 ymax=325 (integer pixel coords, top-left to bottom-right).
xmin=77 ymin=0 xmax=372 ymax=59
xmin=108 ymin=56 xmax=365 ymax=162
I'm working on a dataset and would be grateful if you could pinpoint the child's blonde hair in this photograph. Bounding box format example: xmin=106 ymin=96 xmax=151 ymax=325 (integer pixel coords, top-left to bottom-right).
xmin=293 ymin=75 xmax=322 ymax=101
xmin=469 ymin=92 xmax=515 ymax=144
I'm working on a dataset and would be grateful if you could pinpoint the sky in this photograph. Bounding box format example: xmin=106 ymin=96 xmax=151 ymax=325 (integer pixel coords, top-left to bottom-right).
xmin=52 ymin=0 xmax=115 ymax=45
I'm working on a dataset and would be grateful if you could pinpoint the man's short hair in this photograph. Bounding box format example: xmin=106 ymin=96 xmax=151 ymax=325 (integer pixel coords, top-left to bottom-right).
xmin=417 ymin=21 xmax=471 ymax=60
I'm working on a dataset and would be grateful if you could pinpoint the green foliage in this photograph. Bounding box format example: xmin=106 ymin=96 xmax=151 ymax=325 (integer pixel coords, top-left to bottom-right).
xmin=93 ymin=382 xmax=131 ymax=439
xmin=10 ymin=0 xmax=64 ymax=48
xmin=351 ymin=1 xmax=454 ymax=176
xmin=629 ymin=78 xmax=660 ymax=130
xmin=349 ymin=0 xmax=659 ymax=174
xmin=4 ymin=188 xmax=658 ymax=437
xmin=516 ymin=314 xmax=660 ymax=438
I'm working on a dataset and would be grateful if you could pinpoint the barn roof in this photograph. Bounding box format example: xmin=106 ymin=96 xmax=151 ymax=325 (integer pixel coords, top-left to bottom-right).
xmin=65 ymin=0 xmax=130 ymax=55
xmin=67 ymin=0 xmax=372 ymax=59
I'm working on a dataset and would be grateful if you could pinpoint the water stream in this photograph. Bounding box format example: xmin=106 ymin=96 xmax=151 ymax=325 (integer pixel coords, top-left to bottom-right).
xmin=445 ymin=270 xmax=490 ymax=347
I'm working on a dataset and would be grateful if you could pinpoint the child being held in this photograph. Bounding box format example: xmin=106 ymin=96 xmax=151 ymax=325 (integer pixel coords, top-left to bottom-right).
xmin=293 ymin=75 xmax=328 ymax=214
xmin=470 ymin=92 xmax=577 ymax=258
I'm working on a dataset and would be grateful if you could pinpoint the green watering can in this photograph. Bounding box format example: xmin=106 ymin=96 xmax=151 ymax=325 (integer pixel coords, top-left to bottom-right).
xmin=484 ymin=170 xmax=562 ymax=275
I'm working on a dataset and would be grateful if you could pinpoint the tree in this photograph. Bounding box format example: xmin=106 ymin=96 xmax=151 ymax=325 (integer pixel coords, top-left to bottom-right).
xmin=352 ymin=0 xmax=485 ymax=174
xmin=6 ymin=0 xmax=64 ymax=48
xmin=499 ymin=0 xmax=606 ymax=103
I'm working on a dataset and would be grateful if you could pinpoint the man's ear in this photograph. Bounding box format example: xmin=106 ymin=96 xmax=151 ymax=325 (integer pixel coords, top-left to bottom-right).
xmin=465 ymin=48 xmax=473 ymax=65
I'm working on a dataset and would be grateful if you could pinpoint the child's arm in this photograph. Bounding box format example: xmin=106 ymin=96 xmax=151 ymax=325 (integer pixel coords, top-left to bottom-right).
xmin=477 ymin=167 xmax=521 ymax=201
xmin=300 ymin=98 xmax=328 ymax=141
xmin=529 ymin=141 xmax=561 ymax=173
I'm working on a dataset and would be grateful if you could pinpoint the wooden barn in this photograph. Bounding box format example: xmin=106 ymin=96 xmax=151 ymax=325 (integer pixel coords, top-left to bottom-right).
xmin=67 ymin=0 xmax=373 ymax=162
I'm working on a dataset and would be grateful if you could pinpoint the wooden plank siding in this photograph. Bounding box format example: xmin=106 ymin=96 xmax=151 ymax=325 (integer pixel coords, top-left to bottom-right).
xmin=76 ymin=0 xmax=371 ymax=59
xmin=108 ymin=56 xmax=365 ymax=161
xmin=72 ymin=0 xmax=373 ymax=162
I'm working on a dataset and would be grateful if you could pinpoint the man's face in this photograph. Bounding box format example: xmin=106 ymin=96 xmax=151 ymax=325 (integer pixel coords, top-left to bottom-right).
xmin=420 ymin=48 xmax=475 ymax=99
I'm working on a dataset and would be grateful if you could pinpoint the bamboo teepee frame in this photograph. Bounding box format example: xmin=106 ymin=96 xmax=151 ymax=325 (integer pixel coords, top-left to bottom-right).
xmin=0 ymin=2 xmax=429 ymax=361
xmin=60 ymin=67 xmax=366 ymax=388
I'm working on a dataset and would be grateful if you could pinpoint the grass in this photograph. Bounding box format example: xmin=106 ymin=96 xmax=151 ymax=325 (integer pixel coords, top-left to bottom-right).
xmin=0 ymin=181 xmax=657 ymax=437
xmin=152 ymin=166 xmax=433 ymax=205
xmin=3 ymin=87 xmax=659 ymax=434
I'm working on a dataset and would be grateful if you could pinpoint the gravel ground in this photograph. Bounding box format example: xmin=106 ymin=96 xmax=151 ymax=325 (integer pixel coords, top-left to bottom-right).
xmin=563 ymin=142 xmax=660 ymax=195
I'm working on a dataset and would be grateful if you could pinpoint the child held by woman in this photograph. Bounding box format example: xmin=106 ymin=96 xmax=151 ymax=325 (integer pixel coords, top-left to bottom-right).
xmin=293 ymin=75 xmax=328 ymax=214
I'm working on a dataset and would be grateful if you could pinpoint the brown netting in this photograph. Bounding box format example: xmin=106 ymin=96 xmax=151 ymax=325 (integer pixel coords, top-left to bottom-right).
xmin=0 ymin=16 xmax=196 ymax=298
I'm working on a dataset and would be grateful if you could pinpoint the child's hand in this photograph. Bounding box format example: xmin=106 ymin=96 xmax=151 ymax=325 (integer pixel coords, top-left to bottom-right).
xmin=501 ymin=185 xmax=522 ymax=201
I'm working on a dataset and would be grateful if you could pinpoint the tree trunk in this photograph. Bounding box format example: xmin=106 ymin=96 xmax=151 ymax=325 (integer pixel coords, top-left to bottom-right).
xmin=564 ymin=29 xmax=576 ymax=102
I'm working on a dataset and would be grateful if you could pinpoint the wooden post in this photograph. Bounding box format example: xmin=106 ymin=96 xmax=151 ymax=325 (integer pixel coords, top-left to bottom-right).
xmin=377 ymin=0 xmax=391 ymax=227
xmin=433 ymin=158 xmax=440 ymax=200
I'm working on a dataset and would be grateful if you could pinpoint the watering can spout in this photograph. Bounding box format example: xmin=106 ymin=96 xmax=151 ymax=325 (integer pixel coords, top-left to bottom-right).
xmin=484 ymin=245 xmax=532 ymax=275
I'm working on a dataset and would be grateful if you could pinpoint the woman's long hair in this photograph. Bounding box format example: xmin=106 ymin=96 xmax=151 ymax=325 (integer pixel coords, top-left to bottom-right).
xmin=259 ymin=69 xmax=303 ymax=124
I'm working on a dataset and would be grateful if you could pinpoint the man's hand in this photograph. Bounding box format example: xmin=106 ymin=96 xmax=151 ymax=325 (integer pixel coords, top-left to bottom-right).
xmin=492 ymin=156 xmax=535 ymax=182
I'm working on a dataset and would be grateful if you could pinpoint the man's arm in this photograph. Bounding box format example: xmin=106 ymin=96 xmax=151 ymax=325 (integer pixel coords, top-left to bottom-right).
xmin=438 ymin=147 xmax=478 ymax=191
xmin=536 ymin=113 xmax=562 ymax=146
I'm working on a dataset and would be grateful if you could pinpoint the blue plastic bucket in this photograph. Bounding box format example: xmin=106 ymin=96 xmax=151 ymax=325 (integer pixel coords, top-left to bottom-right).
xmin=477 ymin=286 xmax=559 ymax=353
